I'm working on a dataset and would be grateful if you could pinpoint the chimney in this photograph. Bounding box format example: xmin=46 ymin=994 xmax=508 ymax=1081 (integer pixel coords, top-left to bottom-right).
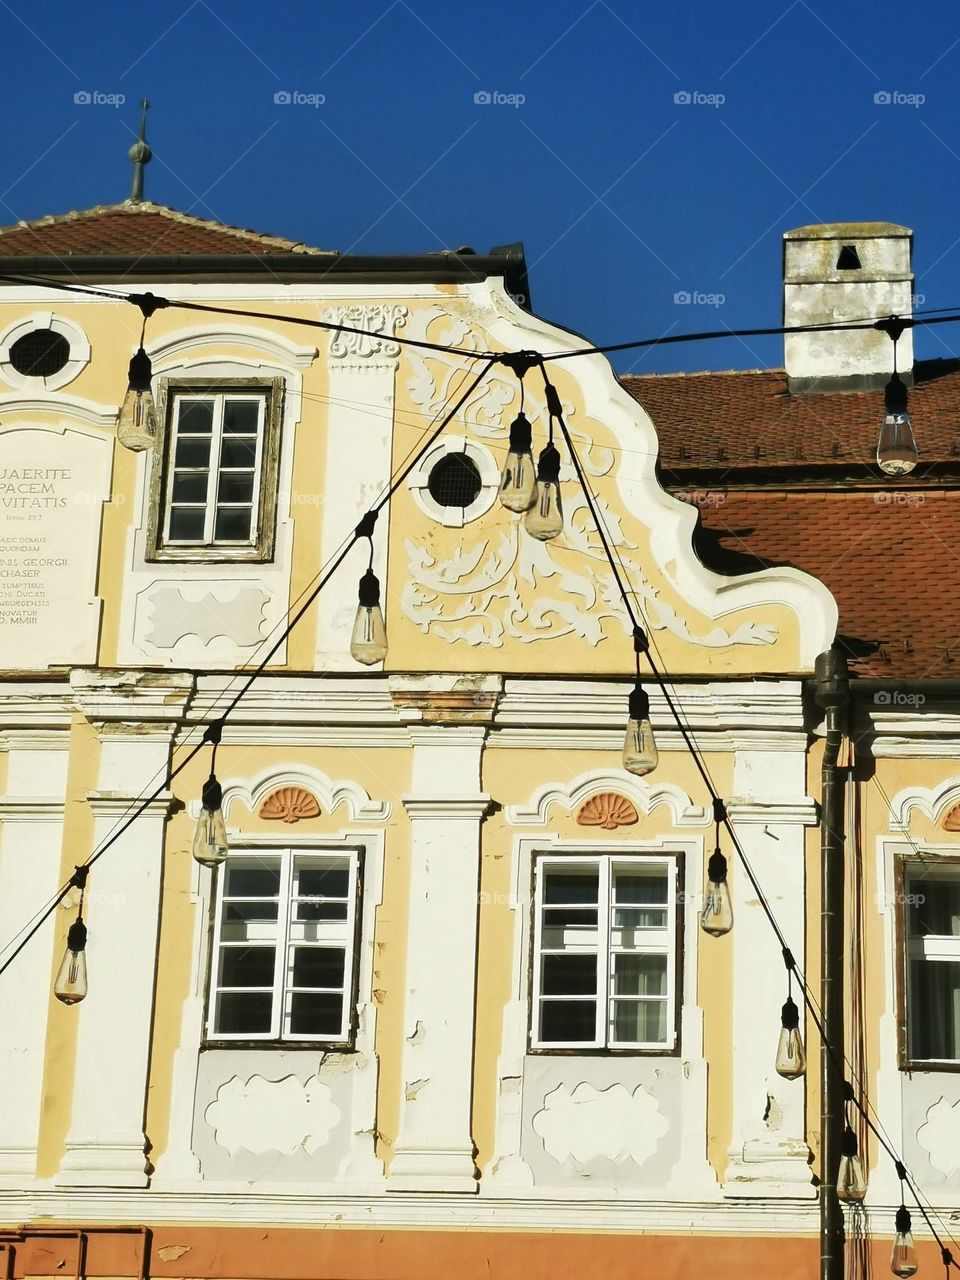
xmin=782 ymin=222 xmax=914 ymax=393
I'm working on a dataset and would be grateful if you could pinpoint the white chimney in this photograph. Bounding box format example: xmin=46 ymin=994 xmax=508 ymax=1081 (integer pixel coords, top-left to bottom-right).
xmin=782 ymin=222 xmax=914 ymax=393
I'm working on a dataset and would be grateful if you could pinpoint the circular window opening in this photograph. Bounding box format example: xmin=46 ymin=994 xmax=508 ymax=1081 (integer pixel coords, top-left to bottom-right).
xmin=8 ymin=329 xmax=71 ymax=378
xmin=427 ymin=452 xmax=482 ymax=509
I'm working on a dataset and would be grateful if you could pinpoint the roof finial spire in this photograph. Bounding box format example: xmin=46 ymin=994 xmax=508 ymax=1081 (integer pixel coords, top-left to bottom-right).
xmin=128 ymin=99 xmax=152 ymax=203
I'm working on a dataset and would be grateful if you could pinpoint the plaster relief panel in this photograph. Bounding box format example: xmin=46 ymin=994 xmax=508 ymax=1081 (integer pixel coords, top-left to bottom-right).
xmin=205 ymin=1072 xmax=341 ymax=1157
xmin=0 ymin=425 xmax=111 ymax=667
xmin=532 ymin=1081 xmax=668 ymax=1167
xmin=144 ymin=584 xmax=268 ymax=649
xmin=901 ymin=1075 xmax=960 ymax=1188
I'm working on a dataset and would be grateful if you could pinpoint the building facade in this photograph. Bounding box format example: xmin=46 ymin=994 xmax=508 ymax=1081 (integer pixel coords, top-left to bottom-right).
xmin=0 ymin=204 xmax=952 ymax=1278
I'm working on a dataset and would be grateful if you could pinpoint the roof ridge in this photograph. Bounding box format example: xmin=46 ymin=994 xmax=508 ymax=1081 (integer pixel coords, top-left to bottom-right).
xmin=621 ymin=368 xmax=784 ymax=381
xmin=0 ymin=201 xmax=328 ymax=255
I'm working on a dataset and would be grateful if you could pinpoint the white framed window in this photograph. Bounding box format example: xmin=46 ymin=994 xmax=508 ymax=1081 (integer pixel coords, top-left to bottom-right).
xmin=531 ymin=853 xmax=679 ymax=1051
xmin=903 ymin=860 xmax=960 ymax=1064
xmin=149 ymin=378 xmax=283 ymax=561
xmin=208 ymin=847 xmax=361 ymax=1044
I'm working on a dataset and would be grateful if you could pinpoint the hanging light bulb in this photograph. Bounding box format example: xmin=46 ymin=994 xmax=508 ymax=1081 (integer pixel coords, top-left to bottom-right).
xmin=836 ymin=1124 xmax=868 ymax=1203
xmin=193 ymin=773 xmax=229 ymax=868
xmin=700 ymin=847 xmax=734 ymax=936
xmin=877 ymin=372 xmax=918 ymax=476
xmin=775 ymin=994 xmax=806 ymax=1079
xmin=54 ymin=915 xmax=88 ymax=1005
xmin=622 ymin=681 xmax=658 ymax=775
xmin=350 ymin=567 xmax=388 ymax=665
xmin=524 ymin=442 xmax=564 ymax=540
xmin=890 ymin=1205 xmax=918 ymax=1278
xmin=116 ymin=347 xmax=159 ymax=451
xmin=499 ymin=411 xmax=539 ymax=512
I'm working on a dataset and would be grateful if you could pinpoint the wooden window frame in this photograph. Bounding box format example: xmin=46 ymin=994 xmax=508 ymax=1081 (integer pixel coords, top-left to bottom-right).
xmin=147 ymin=376 xmax=283 ymax=563
xmin=898 ymin=854 xmax=960 ymax=1072
xmin=204 ymin=846 xmax=362 ymax=1049
xmin=529 ymin=851 xmax=681 ymax=1055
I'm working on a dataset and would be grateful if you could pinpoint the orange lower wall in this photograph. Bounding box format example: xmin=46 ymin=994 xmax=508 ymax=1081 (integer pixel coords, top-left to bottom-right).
xmin=3 ymin=1224 xmax=939 ymax=1280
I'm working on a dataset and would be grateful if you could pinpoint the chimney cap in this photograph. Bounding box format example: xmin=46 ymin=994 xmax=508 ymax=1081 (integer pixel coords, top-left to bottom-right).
xmin=784 ymin=221 xmax=912 ymax=241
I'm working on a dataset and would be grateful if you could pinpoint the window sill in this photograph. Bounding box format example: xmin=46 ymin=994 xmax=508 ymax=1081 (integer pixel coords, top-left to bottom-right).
xmin=527 ymin=1044 xmax=679 ymax=1057
xmin=202 ymin=1040 xmax=358 ymax=1052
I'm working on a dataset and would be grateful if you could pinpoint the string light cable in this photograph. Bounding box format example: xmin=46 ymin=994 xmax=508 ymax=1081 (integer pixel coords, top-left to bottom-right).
xmin=0 ymin=355 xmax=496 ymax=982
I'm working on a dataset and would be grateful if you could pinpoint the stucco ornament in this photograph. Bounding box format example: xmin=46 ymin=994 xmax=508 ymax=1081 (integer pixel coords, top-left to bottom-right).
xmin=532 ymin=1081 xmax=669 ymax=1167
xmin=576 ymin=792 xmax=639 ymax=829
xmin=259 ymin=786 xmax=322 ymax=823
xmin=204 ymin=1073 xmax=341 ymax=1157
xmin=917 ymin=1096 xmax=960 ymax=1176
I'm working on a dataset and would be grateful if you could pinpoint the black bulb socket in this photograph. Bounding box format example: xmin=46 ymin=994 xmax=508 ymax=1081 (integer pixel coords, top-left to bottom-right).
xmin=358 ymin=568 xmax=381 ymax=608
xmin=707 ymin=848 xmax=728 ymax=884
xmin=895 ymin=1205 xmax=912 ymax=1235
xmin=67 ymin=917 xmax=88 ymax=953
xmin=780 ymin=995 xmax=800 ymax=1030
xmin=508 ymin=412 xmax=533 ymax=453
xmin=628 ymin=682 xmax=650 ymax=721
xmin=841 ymin=1124 xmax=859 ymax=1158
xmin=127 ymin=346 xmax=153 ymax=394
xmin=201 ymin=774 xmax=223 ymax=813
xmin=536 ymin=442 xmax=561 ymax=483
xmin=884 ymin=372 xmax=908 ymax=416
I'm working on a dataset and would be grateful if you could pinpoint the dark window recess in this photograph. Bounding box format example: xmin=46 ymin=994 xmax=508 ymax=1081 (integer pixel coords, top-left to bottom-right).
xmin=427 ymin=452 xmax=482 ymax=508
xmin=8 ymin=329 xmax=70 ymax=377
xmin=836 ymin=244 xmax=862 ymax=270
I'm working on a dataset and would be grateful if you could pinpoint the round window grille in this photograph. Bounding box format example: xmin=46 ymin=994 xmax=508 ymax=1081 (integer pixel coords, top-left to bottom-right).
xmin=8 ymin=329 xmax=71 ymax=378
xmin=426 ymin=452 xmax=482 ymax=509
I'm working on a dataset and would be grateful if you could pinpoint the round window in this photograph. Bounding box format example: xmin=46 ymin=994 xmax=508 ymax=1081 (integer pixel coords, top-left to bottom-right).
xmin=426 ymin=452 xmax=482 ymax=509
xmin=8 ymin=329 xmax=71 ymax=378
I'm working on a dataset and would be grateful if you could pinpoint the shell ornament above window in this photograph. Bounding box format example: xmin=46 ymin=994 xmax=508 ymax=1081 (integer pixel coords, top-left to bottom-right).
xmin=258 ymin=786 xmax=322 ymax=824
xmin=943 ymin=801 xmax=960 ymax=832
xmin=576 ymin=792 xmax=640 ymax=831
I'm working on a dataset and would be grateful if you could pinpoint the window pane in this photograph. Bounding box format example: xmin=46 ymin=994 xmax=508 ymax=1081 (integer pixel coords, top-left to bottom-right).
xmin=613 ymin=999 xmax=667 ymax=1044
xmin=219 ymin=946 xmax=275 ymax=988
xmin=171 ymin=471 xmax=209 ymax=503
xmin=909 ymin=957 xmax=960 ymax=1059
xmin=214 ymin=507 xmax=254 ymax=541
xmin=615 ymin=953 xmax=667 ymax=996
xmin=219 ymin=437 xmax=258 ymax=468
xmin=614 ymin=869 xmax=668 ymax=904
xmin=168 ymin=506 xmax=206 ymax=541
xmin=174 ymin=438 xmax=211 ymax=468
xmin=543 ymin=869 xmax=599 ymax=904
xmin=614 ymin=908 xmax=668 ymax=930
xmin=225 ymin=860 xmax=281 ymax=897
xmin=542 ymin=953 xmax=597 ymax=995
xmin=909 ymin=875 xmax=960 ymax=937
xmin=221 ymin=901 xmax=279 ymax=943
xmin=177 ymin=399 xmax=214 ymax=434
xmin=289 ymin=992 xmax=344 ymax=1037
xmin=223 ymin=400 xmax=261 ymax=434
xmin=540 ymin=1000 xmax=596 ymax=1042
xmin=297 ymin=864 xmax=349 ymax=898
xmin=292 ymin=947 xmax=346 ymax=989
xmin=215 ymin=991 xmax=273 ymax=1035
xmin=217 ymin=470 xmax=255 ymax=503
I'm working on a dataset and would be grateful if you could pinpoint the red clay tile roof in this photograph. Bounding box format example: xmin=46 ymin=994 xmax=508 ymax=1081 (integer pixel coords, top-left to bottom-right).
xmin=621 ymin=363 xmax=960 ymax=472
xmin=0 ymin=202 xmax=330 ymax=258
xmin=688 ymin=488 xmax=960 ymax=678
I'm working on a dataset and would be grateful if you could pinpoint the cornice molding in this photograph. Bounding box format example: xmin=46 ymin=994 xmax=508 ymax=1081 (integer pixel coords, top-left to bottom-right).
xmin=402 ymin=796 xmax=495 ymax=821
xmin=86 ymin=791 xmax=178 ymax=819
xmin=0 ymin=796 xmax=65 ymax=821
xmin=71 ymin=671 xmax=194 ymax=723
xmin=726 ymin=798 xmax=819 ymax=826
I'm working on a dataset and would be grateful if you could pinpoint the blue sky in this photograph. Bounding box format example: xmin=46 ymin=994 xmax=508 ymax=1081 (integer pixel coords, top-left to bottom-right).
xmin=2 ymin=0 xmax=959 ymax=373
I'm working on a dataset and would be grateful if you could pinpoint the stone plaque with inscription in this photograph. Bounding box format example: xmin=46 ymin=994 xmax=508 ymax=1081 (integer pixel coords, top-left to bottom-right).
xmin=0 ymin=426 xmax=112 ymax=668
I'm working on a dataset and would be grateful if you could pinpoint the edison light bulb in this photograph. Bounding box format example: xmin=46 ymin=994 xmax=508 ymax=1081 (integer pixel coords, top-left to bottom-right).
xmin=775 ymin=995 xmax=806 ymax=1079
xmin=623 ymin=682 xmax=658 ymax=776
xmin=193 ymin=774 xmax=228 ymax=868
xmin=350 ymin=568 xmax=388 ymax=665
xmin=499 ymin=411 xmax=538 ymax=512
xmin=54 ymin=918 xmax=88 ymax=1005
xmin=890 ymin=1207 xmax=918 ymax=1278
xmin=836 ymin=1125 xmax=868 ymax=1203
xmin=116 ymin=347 xmax=158 ymax=451
xmin=877 ymin=373 xmax=918 ymax=476
xmin=524 ymin=443 xmax=564 ymax=540
xmin=700 ymin=849 xmax=733 ymax=936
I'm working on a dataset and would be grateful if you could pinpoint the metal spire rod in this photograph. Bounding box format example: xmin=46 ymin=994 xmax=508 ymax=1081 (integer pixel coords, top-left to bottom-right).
xmin=128 ymin=98 xmax=152 ymax=203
